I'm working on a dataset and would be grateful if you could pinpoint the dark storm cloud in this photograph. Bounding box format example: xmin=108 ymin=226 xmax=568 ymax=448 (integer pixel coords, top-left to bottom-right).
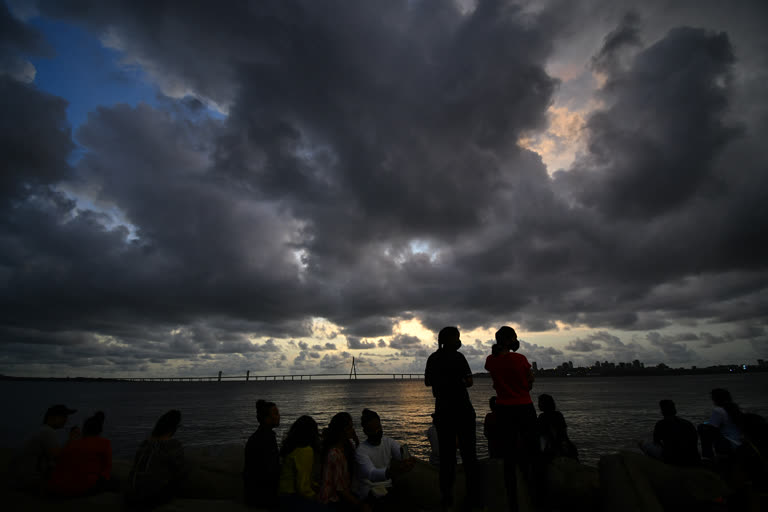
xmin=389 ymin=334 xmax=424 ymax=351
xmin=646 ymin=332 xmax=698 ymax=363
xmin=564 ymin=339 xmax=602 ymax=352
xmin=560 ymin=26 xmax=738 ymax=218
xmin=590 ymin=11 xmax=642 ymax=76
xmin=1 ymin=1 xmax=767 ymax=373
xmin=0 ymin=77 xmax=73 ymax=201
xmin=346 ymin=337 xmax=377 ymax=350
xmin=518 ymin=340 xmax=564 ymax=368
xmin=341 ymin=317 xmax=396 ymax=339
xmin=0 ymin=2 xmax=52 ymax=81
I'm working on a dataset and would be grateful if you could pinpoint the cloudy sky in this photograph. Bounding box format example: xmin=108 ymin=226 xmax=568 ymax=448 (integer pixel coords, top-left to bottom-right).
xmin=2 ymin=0 xmax=767 ymax=378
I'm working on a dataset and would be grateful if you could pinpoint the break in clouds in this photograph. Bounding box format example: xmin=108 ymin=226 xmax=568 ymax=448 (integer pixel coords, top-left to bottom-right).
xmin=1 ymin=0 xmax=767 ymax=376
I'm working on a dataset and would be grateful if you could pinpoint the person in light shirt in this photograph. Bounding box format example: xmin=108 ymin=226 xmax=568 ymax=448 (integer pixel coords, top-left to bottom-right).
xmin=354 ymin=409 xmax=414 ymax=501
xmin=13 ymin=404 xmax=79 ymax=492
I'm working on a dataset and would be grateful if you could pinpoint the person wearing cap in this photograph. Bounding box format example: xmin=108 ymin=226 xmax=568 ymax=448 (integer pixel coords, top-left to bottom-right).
xmin=12 ymin=404 xmax=78 ymax=492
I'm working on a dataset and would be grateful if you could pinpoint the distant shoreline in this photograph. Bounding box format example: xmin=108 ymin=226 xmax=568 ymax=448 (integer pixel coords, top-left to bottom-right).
xmin=1 ymin=366 xmax=766 ymax=382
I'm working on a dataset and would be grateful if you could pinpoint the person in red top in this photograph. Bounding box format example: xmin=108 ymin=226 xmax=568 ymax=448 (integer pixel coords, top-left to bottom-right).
xmin=49 ymin=411 xmax=117 ymax=497
xmin=484 ymin=326 xmax=538 ymax=512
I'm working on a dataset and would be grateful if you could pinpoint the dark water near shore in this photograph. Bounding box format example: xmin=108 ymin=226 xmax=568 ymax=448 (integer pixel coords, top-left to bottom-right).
xmin=1 ymin=374 xmax=766 ymax=466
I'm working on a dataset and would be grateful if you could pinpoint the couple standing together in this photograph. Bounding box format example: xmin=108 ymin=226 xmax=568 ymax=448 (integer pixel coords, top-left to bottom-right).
xmin=425 ymin=326 xmax=535 ymax=511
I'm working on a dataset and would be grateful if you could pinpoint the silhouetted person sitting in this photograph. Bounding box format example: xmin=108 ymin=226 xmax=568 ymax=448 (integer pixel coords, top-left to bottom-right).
xmin=243 ymin=399 xmax=281 ymax=510
xmin=537 ymin=394 xmax=578 ymax=462
xmin=49 ymin=411 xmax=119 ymax=496
xmin=354 ymin=408 xmax=414 ymax=501
xmin=484 ymin=397 xmax=503 ymax=459
xmin=699 ymin=388 xmax=744 ymax=460
xmin=278 ymin=415 xmax=323 ymax=511
xmin=731 ymin=412 xmax=768 ymax=502
xmin=317 ymin=412 xmax=368 ymax=511
xmin=648 ymin=400 xmax=699 ymax=466
xmin=125 ymin=409 xmax=186 ymax=509
xmin=425 ymin=326 xmax=480 ymax=510
xmin=13 ymin=404 xmax=78 ymax=493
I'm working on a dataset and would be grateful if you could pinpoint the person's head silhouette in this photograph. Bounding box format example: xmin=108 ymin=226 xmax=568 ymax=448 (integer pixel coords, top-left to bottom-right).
xmin=495 ymin=326 xmax=519 ymax=352
xmin=659 ymin=400 xmax=677 ymax=418
xmin=438 ymin=326 xmax=461 ymax=351
xmin=256 ymin=399 xmax=280 ymax=429
xmin=361 ymin=409 xmax=383 ymax=445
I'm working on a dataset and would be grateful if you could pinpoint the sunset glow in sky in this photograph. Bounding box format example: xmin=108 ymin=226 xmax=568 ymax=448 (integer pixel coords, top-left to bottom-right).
xmin=2 ymin=0 xmax=767 ymax=377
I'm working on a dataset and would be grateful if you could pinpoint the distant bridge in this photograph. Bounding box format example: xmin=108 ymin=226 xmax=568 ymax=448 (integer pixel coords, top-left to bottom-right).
xmin=121 ymin=358 xmax=424 ymax=382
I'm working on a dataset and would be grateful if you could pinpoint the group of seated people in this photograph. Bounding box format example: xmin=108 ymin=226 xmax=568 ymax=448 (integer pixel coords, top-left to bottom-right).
xmin=640 ymin=387 xmax=768 ymax=472
xmin=10 ymin=387 xmax=765 ymax=510
xmin=12 ymin=405 xmax=185 ymax=509
xmin=479 ymin=393 xmax=578 ymax=464
xmin=243 ymin=400 xmax=416 ymax=512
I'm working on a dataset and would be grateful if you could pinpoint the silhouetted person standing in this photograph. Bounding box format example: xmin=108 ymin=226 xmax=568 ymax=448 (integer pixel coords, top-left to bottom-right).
xmin=484 ymin=326 xmax=537 ymax=512
xmin=425 ymin=326 xmax=479 ymax=510
xmin=243 ymin=399 xmax=281 ymax=509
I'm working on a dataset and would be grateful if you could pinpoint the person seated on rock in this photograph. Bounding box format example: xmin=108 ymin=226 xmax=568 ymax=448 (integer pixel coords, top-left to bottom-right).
xmin=733 ymin=413 xmax=768 ymax=502
xmin=49 ymin=411 xmax=119 ymax=496
xmin=353 ymin=409 xmax=415 ymax=501
xmin=537 ymin=393 xmax=578 ymax=462
xmin=698 ymin=388 xmax=744 ymax=460
xmin=641 ymin=400 xmax=700 ymax=466
xmin=278 ymin=415 xmax=324 ymax=511
xmin=318 ymin=412 xmax=369 ymax=511
xmin=244 ymin=399 xmax=281 ymax=510
xmin=12 ymin=404 xmax=78 ymax=493
xmin=484 ymin=396 xmax=503 ymax=459
xmin=125 ymin=409 xmax=186 ymax=509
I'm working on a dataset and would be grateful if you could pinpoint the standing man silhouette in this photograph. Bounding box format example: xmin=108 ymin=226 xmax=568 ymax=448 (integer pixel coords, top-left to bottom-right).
xmin=425 ymin=326 xmax=479 ymax=510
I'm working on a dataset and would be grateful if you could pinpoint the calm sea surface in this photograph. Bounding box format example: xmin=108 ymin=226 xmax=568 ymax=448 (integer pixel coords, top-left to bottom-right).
xmin=1 ymin=374 xmax=766 ymax=466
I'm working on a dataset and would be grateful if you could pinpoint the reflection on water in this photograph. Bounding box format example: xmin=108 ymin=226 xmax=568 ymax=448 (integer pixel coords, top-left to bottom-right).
xmin=1 ymin=373 xmax=765 ymax=466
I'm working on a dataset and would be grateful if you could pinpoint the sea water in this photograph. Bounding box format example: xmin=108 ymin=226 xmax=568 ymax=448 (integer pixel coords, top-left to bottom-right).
xmin=1 ymin=373 xmax=765 ymax=466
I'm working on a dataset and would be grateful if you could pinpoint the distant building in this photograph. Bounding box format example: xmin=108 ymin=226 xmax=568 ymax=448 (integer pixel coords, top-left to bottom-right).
xmin=532 ymin=362 xmax=538 ymax=372
xmin=568 ymin=361 xmax=574 ymax=370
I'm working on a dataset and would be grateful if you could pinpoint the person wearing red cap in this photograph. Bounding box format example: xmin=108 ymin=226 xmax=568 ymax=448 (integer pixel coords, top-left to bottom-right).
xmin=13 ymin=404 xmax=78 ymax=492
